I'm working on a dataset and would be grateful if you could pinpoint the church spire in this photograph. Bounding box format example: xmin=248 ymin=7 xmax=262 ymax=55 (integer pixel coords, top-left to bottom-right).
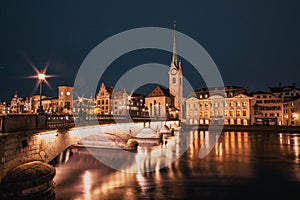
xmin=172 ymin=20 xmax=179 ymax=68
xmin=14 ymin=91 xmax=18 ymax=98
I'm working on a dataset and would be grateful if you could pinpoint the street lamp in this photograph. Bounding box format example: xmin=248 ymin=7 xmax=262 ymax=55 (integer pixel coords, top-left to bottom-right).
xmin=37 ymin=71 xmax=45 ymax=114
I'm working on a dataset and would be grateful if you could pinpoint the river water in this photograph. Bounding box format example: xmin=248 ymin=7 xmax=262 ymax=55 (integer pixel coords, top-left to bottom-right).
xmin=52 ymin=130 xmax=300 ymax=200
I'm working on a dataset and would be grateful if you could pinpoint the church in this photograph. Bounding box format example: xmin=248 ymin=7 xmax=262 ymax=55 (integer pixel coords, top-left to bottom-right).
xmin=145 ymin=22 xmax=183 ymax=120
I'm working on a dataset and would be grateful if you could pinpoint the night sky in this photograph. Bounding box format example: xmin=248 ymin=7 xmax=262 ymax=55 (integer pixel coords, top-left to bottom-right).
xmin=1 ymin=0 xmax=300 ymax=102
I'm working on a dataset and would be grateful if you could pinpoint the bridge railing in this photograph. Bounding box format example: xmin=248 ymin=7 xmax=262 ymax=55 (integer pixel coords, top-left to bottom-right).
xmin=0 ymin=113 xmax=164 ymax=133
xmin=46 ymin=114 xmax=75 ymax=129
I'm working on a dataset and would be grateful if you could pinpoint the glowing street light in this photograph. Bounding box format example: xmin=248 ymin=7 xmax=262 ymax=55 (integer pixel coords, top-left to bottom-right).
xmin=37 ymin=71 xmax=46 ymax=114
xmin=38 ymin=73 xmax=46 ymax=81
xmin=26 ymin=63 xmax=56 ymax=114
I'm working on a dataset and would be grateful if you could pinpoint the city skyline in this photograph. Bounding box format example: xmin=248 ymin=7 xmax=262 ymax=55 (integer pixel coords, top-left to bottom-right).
xmin=1 ymin=1 xmax=300 ymax=102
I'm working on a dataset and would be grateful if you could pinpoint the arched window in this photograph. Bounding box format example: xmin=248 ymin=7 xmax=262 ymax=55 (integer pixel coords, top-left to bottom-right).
xmin=172 ymin=77 xmax=176 ymax=84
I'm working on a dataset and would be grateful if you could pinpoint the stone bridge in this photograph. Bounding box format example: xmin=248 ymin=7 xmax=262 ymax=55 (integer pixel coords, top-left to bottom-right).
xmin=0 ymin=119 xmax=178 ymax=183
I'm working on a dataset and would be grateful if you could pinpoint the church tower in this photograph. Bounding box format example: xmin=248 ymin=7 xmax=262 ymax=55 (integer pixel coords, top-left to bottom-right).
xmin=168 ymin=21 xmax=183 ymax=119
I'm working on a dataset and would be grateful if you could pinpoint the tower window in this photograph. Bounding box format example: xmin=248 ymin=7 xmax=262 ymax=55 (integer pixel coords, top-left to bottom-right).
xmin=172 ymin=77 xmax=176 ymax=84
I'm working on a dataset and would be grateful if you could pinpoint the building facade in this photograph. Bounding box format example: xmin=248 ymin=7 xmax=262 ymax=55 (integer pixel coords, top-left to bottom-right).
xmin=95 ymin=82 xmax=113 ymax=115
xmin=268 ymin=83 xmax=300 ymax=102
xmin=111 ymin=90 xmax=130 ymax=116
xmin=129 ymin=93 xmax=147 ymax=117
xmin=251 ymin=91 xmax=282 ymax=125
xmin=145 ymin=86 xmax=175 ymax=120
xmin=282 ymin=97 xmax=300 ymax=126
xmin=73 ymin=96 xmax=94 ymax=120
xmin=111 ymin=90 xmax=146 ymax=117
xmin=186 ymin=86 xmax=252 ymax=125
xmin=9 ymin=92 xmax=25 ymax=113
xmin=57 ymin=86 xmax=73 ymax=114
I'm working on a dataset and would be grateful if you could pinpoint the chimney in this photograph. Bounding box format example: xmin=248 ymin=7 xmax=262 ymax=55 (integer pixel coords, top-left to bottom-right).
xmin=293 ymin=82 xmax=296 ymax=87
xmin=279 ymin=82 xmax=282 ymax=87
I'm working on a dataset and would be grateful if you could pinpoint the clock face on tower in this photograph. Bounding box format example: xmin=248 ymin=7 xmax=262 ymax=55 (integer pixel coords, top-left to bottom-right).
xmin=171 ymin=68 xmax=177 ymax=75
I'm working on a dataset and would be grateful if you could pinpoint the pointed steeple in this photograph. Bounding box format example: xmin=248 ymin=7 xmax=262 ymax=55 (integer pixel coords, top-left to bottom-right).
xmin=101 ymin=82 xmax=105 ymax=89
xmin=172 ymin=20 xmax=180 ymax=68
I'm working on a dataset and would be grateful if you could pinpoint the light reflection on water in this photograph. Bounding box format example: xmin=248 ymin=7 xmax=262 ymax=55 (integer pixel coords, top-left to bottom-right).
xmin=53 ymin=130 xmax=300 ymax=200
xmin=83 ymin=171 xmax=91 ymax=200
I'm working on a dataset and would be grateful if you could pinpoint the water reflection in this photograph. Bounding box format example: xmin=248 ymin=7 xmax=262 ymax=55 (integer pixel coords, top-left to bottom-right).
xmin=53 ymin=130 xmax=300 ymax=200
xmin=83 ymin=171 xmax=91 ymax=200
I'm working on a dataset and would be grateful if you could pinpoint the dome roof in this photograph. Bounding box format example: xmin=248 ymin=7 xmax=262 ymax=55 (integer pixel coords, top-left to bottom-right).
xmin=136 ymin=127 xmax=158 ymax=138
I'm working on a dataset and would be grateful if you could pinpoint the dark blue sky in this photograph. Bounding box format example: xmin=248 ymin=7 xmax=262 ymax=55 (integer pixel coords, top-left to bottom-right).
xmin=1 ymin=0 xmax=300 ymax=102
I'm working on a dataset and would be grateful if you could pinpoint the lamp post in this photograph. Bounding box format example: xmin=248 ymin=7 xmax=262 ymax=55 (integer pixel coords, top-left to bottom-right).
xmin=37 ymin=72 xmax=45 ymax=114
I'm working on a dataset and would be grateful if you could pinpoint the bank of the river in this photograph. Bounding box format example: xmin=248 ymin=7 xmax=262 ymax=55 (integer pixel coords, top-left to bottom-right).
xmin=182 ymin=124 xmax=300 ymax=133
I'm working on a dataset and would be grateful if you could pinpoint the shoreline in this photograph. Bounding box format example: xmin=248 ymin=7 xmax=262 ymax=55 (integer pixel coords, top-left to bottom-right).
xmin=181 ymin=124 xmax=300 ymax=133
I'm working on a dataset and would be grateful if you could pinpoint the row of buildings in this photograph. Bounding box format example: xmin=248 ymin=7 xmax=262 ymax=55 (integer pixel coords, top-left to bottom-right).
xmin=1 ymin=82 xmax=300 ymax=126
xmin=185 ymin=84 xmax=300 ymax=126
xmin=1 ymin=23 xmax=300 ymax=126
xmin=0 ymin=86 xmax=74 ymax=115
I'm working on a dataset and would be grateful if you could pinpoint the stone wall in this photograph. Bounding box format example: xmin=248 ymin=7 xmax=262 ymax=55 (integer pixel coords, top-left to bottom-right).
xmin=0 ymin=114 xmax=47 ymax=133
xmin=0 ymin=127 xmax=83 ymax=182
xmin=1 ymin=132 xmax=44 ymax=182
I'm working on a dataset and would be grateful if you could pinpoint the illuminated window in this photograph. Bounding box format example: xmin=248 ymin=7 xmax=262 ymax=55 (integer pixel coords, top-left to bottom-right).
xmin=230 ymin=119 xmax=235 ymax=125
xmin=66 ymin=91 xmax=71 ymax=96
xmin=60 ymin=91 xmax=64 ymax=95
